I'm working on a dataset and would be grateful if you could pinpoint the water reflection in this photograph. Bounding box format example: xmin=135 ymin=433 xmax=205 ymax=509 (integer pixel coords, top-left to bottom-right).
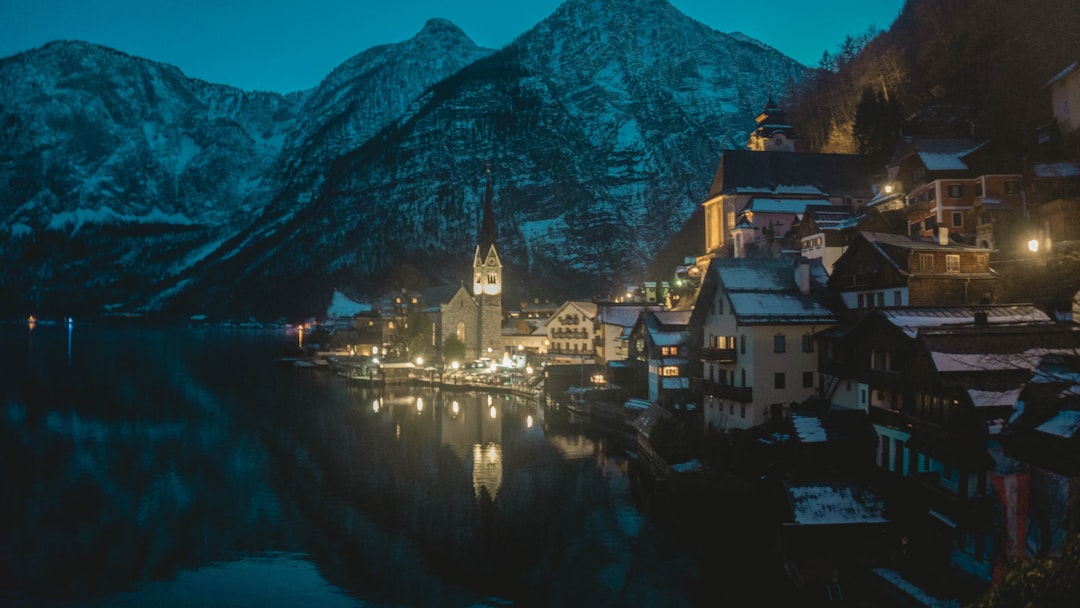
xmin=2 ymin=326 xmax=695 ymax=607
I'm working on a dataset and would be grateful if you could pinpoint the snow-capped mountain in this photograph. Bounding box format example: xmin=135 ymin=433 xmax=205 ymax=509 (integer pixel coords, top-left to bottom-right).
xmin=0 ymin=0 xmax=804 ymax=319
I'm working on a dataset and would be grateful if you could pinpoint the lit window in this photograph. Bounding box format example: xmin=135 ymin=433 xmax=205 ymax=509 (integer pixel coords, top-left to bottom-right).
xmin=946 ymin=254 xmax=960 ymax=273
xmin=661 ymin=366 xmax=680 ymax=377
xmin=918 ymin=254 xmax=934 ymax=272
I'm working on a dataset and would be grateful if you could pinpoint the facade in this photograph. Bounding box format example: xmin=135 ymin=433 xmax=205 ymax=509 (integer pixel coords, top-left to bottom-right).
xmin=694 ymin=255 xmax=838 ymax=431
xmin=1048 ymin=60 xmax=1080 ymax=136
xmin=828 ymin=231 xmax=998 ymax=310
xmin=594 ymin=303 xmax=664 ymax=363
xmin=629 ymin=310 xmax=694 ymax=405
xmin=543 ymin=301 xmax=598 ymax=361
xmin=905 ymin=174 xmax=1023 ymax=242
xmin=794 ymin=204 xmax=855 ymax=275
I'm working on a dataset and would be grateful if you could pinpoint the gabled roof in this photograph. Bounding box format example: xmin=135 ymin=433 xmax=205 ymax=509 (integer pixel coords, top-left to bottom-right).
xmin=876 ymin=305 xmax=1051 ymax=338
xmin=423 ymin=284 xmax=472 ymax=311
xmin=709 ymin=256 xmax=838 ymax=325
xmin=801 ymin=204 xmax=855 ymax=231
xmin=835 ymin=232 xmax=994 ymax=279
xmin=743 ymin=197 xmax=829 ymax=214
xmin=596 ymin=303 xmax=663 ymax=328
xmin=889 ymin=136 xmax=984 ymax=173
xmin=543 ymin=300 xmax=598 ymax=327
xmin=707 ymin=149 xmax=872 ymax=198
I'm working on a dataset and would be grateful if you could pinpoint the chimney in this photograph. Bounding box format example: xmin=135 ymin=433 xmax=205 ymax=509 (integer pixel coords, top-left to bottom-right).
xmin=795 ymin=257 xmax=811 ymax=295
xmin=938 ymin=226 xmax=949 ymax=246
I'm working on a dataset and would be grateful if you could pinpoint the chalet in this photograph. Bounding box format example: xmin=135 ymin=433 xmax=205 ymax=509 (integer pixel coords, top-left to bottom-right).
xmin=628 ymin=309 xmax=694 ymax=406
xmin=694 ymin=255 xmax=839 ymax=431
xmin=828 ymin=231 xmax=998 ymax=309
xmin=543 ymin=301 xmax=598 ymax=362
xmin=594 ymin=302 xmax=664 ymax=363
xmin=793 ymin=204 xmax=855 ymax=275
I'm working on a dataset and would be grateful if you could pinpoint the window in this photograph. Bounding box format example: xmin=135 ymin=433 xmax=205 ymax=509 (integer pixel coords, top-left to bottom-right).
xmin=802 ymin=334 xmax=813 ymax=353
xmin=740 ymin=335 xmax=746 ymax=354
xmin=894 ymin=290 xmax=903 ymax=306
xmin=740 ymin=369 xmax=746 ymax=386
xmin=857 ymin=293 xmax=865 ymax=309
xmin=1004 ymin=180 xmax=1020 ymax=194
xmin=946 ymin=254 xmax=960 ymax=273
xmin=802 ymin=371 xmax=814 ymax=388
xmin=774 ymin=334 xmax=786 ymax=353
xmin=948 ymin=184 xmax=963 ymax=198
xmin=661 ymin=366 xmax=679 ymax=377
xmin=876 ymin=292 xmax=885 ymax=307
xmin=975 ymin=182 xmax=983 ymax=196
xmin=661 ymin=346 xmax=679 ymax=356
xmin=774 ymin=372 xmax=786 ymax=389
xmin=918 ymin=254 xmax=934 ymax=272
xmin=952 ymin=212 xmax=963 ymax=227
xmin=740 ymin=404 xmax=746 ymax=418
xmin=976 ymin=253 xmax=988 ymax=267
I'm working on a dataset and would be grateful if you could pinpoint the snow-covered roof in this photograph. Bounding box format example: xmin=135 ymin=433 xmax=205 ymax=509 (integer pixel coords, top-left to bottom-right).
xmin=785 ymin=481 xmax=888 ymax=526
xmin=727 ymin=292 xmax=836 ymax=324
xmin=326 ymin=290 xmax=373 ymax=318
xmin=878 ymin=305 xmax=1050 ymax=337
xmin=792 ymin=414 xmax=827 ymax=443
xmin=967 ymin=388 xmax=1022 ymax=408
xmin=931 ymin=348 xmax=1068 ymax=374
xmin=1035 ymin=410 xmax=1080 ymax=438
xmin=662 ymin=377 xmax=690 ymax=390
xmin=654 ymin=310 xmax=692 ymax=326
xmin=1032 ymin=161 xmax=1080 ymax=178
xmin=598 ymin=304 xmax=659 ymax=328
xmin=743 ymin=197 xmax=828 ymax=214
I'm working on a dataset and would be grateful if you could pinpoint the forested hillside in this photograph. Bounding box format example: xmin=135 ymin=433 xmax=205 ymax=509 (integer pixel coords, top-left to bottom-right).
xmin=783 ymin=0 xmax=1080 ymax=171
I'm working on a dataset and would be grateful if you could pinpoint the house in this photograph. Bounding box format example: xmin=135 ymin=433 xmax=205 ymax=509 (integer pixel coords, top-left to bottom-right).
xmin=628 ymin=309 xmax=694 ymax=406
xmin=594 ymin=302 xmax=664 ymax=363
xmin=694 ymin=255 xmax=839 ymax=431
xmin=820 ymin=305 xmax=1080 ymax=584
xmin=906 ymin=174 xmax=1024 ymax=242
xmin=793 ymin=204 xmax=856 ymax=275
xmin=828 ymin=231 xmax=998 ymax=310
xmin=543 ymin=301 xmax=598 ymax=362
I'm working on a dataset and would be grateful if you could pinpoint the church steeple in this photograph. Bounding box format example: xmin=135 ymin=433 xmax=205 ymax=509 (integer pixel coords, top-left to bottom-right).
xmin=748 ymin=95 xmax=797 ymax=152
xmin=478 ymin=169 xmax=497 ymax=256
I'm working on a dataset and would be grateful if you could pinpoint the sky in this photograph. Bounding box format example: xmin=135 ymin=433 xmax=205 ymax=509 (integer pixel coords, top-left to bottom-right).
xmin=0 ymin=0 xmax=905 ymax=93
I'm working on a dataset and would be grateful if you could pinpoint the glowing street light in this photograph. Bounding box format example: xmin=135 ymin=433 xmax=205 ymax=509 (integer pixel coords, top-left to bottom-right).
xmin=1028 ymin=238 xmax=1040 ymax=253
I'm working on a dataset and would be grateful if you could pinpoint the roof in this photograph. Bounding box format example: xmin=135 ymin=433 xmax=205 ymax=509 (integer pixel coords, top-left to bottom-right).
xmin=597 ymin=303 xmax=662 ymax=328
xmin=802 ymin=204 xmax=855 ymax=231
xmin=890 ymin=136 xmax=982 ymax=173
xmin=791 ymin=410 xmax=873 ymax=444
xmin=842 ymin=231 xmax=994 ymax=278
xmin=1035 ymin=411 xmax=1080 ymax=438
xmin=743 ymin=197 xmax=829 ymax=214
xmin=1032 ymin=161 xmax=1080 ymax=178
xmin=709 ymin=256 xmax=839 ymax=325
xmin=876 ymin=305 xmax=1050 ymax=337
xmin=423 ymin=284 xmax=471 ymax=310
xmin=708 ymin=149 xmax=872 ymax=199
xmin=1046 ymin=60 xmax=1079 ymax=87
xmin=784 ymin=481 xmax=888 ymax=526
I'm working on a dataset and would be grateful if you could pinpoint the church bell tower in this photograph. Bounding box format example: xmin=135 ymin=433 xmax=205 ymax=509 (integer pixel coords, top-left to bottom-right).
xmin=473 ymin=171 xmax=502 ymax=359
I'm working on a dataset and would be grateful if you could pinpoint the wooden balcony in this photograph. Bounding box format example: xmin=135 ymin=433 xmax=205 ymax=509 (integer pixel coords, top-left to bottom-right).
xmin=701 ymin=347 xmax=737 ymax=363
xmin=700 ymin=380 xmax=752 ymax=403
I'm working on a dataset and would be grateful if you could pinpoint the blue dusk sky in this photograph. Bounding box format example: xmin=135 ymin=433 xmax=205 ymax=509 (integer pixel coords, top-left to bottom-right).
xmin=0 ymin=0 xmax=905 ymax=93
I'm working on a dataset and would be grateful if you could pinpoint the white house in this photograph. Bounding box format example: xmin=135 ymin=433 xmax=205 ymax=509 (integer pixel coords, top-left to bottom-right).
xmin=694 ymin=255 xmax=839 ymax=431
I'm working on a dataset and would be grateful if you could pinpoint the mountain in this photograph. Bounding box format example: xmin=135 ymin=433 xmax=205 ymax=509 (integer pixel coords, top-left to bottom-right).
xmin=0 ymin=40 xmax=301 ymax=314
xmin=0 ymin=0 xmax=806 ymax=320
xmin=164 ymin=0 xmax=805 ymax=318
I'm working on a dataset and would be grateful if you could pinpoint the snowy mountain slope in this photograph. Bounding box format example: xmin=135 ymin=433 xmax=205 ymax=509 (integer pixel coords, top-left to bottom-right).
xmin=0 ymin=0 xmax=806 ymax=319
xmin=168 ymin=0 xmax=804 ymax=318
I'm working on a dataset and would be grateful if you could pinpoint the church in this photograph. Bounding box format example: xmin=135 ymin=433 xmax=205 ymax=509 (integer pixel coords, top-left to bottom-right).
xmin=423 ymin=175 xmax=503 ymax=362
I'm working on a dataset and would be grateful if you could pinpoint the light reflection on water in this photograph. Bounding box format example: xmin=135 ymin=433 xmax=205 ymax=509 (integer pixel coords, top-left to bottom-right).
xmin=0 ymin=325 xmax=694 ymax=607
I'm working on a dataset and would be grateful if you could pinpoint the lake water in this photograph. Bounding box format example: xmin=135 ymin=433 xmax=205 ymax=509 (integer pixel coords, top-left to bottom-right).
xmin=1 ymin=324 xmax=726 ymax=607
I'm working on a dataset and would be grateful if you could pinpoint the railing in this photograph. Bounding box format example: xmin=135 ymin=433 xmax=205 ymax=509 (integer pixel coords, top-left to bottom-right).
xmin=701 ymin=347 xmax=737 ymax=363
xmin=700 ymin=380 xmax=752 ymax=402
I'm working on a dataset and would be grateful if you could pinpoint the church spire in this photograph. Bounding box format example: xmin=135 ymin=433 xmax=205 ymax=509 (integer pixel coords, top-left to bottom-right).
xmin=478 ymin=166 xmax=497 ymax=255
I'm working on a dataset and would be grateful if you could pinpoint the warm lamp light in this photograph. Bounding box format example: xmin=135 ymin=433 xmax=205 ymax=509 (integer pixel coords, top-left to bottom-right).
xmin=1028 ymin=239 xmax=1039 ymax=253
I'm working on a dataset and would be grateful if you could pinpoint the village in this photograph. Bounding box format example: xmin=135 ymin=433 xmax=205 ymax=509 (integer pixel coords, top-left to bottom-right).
xmin=297 ymin=60 xmax=1080 ymax=606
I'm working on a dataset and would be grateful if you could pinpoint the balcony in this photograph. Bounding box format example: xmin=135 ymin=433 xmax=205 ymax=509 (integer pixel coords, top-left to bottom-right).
xmin=700 ymin=380 xmax=752 ymax=403
xmin=701 ymin=347 xmax=737 ymax=363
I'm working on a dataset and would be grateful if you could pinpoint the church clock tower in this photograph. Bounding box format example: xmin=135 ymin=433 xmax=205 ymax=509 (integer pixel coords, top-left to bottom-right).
xmin=473 ymin=172 xmax=502 ymax=359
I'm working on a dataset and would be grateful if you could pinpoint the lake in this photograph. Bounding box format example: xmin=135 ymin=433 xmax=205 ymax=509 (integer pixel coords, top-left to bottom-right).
xmin=1 ymin=323 xmax=730 ymax=607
